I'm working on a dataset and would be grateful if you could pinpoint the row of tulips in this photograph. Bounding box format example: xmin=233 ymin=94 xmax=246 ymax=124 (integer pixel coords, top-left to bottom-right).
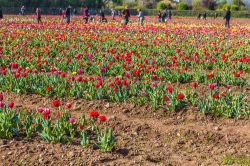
xmin=0 ymin=95 xmax=115 ymax=152
xmin=0 ymin=16 xmax=249 ymax=118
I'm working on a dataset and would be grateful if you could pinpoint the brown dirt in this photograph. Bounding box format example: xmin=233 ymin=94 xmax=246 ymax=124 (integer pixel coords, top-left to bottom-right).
xmin=0 ymin=92 xmax=250 ymax=166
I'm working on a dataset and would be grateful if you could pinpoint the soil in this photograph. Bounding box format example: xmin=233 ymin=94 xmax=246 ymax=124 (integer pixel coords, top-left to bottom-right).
xmin=0 ymin=92 xmax=250 ymax=166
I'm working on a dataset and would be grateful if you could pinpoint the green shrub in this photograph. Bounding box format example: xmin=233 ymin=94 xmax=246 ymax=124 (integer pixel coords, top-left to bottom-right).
xmin=231 ymin=4 xmax=239 ymax=11
xmin=177 ymin=2 xmax=189 ymax=10
xmin=156 ymin=1 xmax=167 ymax=10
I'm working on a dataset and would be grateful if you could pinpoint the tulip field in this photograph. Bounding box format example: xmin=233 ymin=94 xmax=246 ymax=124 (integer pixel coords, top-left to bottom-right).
xmin=0 ymin=15 xmax=250 ymax=165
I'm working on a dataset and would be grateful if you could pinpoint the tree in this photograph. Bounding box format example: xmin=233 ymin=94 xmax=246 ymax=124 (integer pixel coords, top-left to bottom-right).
xmin=177 ymin=2 xmax=189 ymax=10
xmin=192 ymin=0 xmax=202 ymax=10
xmin=232 ymin=0 xmax=245 ymax=7
xmin=156 ymin=1 xmax=168 ymax=10
xmin=201 ymin=0 xmax=218 ymax=10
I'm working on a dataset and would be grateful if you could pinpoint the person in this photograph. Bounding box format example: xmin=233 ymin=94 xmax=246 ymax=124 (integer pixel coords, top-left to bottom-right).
xmin=111 ymin=9 xmax=115 ymax=20
xmin=0 ymin=7 xmax=3 ymax=19
xmin=83 ymin=6 xmax=89 ymax=23
xmin=168 ymin=10 xmax=172 ymax=20
xmin=224 ymin=7 xmax=231 ymax=28
xmin=36 ymin=8 xmax=42 ymax=24
xmin=137 ymin=9 xmax=144 ymax=26
xmin=197 ymin=13 xmax=202 ymax=19
xmin=122 ymin=6 xmax=130 ymax=25
xmin=61 ymin=9 xmax=65 ymax=19
xmin=65 ymin=5 xmax=71 ymax=23
xmin=118 ymin=10 xmax=121 ymax=17
xmin=99 ymin=10 xmax=107 ymax=23
xmin=73 ymin=8 xmax=77 ymax=16
xmin=203 ymin=12 xmax=207 ymax=20
xmin=214 ymin=12 xmax=218 ymax=19
xmin=157 ymin=11 xmax=162 ymax=22
xmin=162 ymin=12 xmax=167 ymax=22
xmin=21 ymin=6 xmax=25 ymax=15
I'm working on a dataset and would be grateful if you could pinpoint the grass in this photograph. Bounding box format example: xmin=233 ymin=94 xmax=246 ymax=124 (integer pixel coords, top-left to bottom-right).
xmin=221 ymin=155 xmax=250 ymax=165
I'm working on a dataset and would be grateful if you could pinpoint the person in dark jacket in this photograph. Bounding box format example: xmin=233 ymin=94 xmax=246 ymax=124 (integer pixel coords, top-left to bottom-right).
xmin=83 ymin=6 xmax=89 ymax=23
xmin=36 ymin=8 xmax=42 ymax=23
xmin=224 ymin=7 xmax=231 ymax=28
xmin=168 ymin=10 xmax=172 ymax=20
xmin=203 ymin=12 xmax=207 ymax=20
xmin=122 ymin=6 xmax=130 ymax=25
xmin=0 ymin=7 xmax=3 ymax=19
xmin=157 ymin=11 xmax=162 ymax=22
xmin=162 ymin=12 xmax=167 ymax=22
xmin=65 ymin=5 xmax=71 ymax=23
xmin=99 ymin=10 xmax=107 ymax=23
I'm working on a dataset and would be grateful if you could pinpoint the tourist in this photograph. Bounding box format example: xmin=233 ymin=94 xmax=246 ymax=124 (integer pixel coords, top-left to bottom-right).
xmin=158 ymin=11 xmax=162 ymax=22
xmin=197 ymin=13 xmax=202 ymax=19
xmin=73 ymin=8 xmax=77 ymax=16
xmin=111 ymin=9 xmax=115 ymax=20
xmin=0 ymin=7 xmax=3 ymax=19
xmin=61 ymin=9 xmax=65 ymax=19
xmin=203 ymin=12 xmax=207 ymax=20
xmin=83 ymin=6 xmax=89 ymax=23
xmin=21 ymin=6 xmax=26 ymax=15
xmin=99 ymin=10 xmax=107 ymax=23
xmin=162 ymin=12 xmax=167 ymax=22
xmin=168 ymin=10 xmax=172 ymax=20
xmin=137 ymin=9 xmax=144 ymax=26
xmin=224 ymin=7 xmax=231 ymax=28
xmin=122 ymin=6 xmax=130 ymax=25
xmin=65 ymin=5 xmax=71 ymax=23
xmin=36 ymin=8 xmax=42 ymax=24
xmin=214 ymin=12 xmax=218 ymax=19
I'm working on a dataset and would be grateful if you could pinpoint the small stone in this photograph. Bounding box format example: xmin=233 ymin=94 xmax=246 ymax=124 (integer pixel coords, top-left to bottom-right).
xmin=122 ymin=109 xmax=130 ymax=113
xmin=177 ymin=132 xmax=181 ymax=137
xmin=67 ymin=151 xmax=75 ymax=158
xmin=214 ymin=126 xmax=221 ymax=131
xmin=105 ymin=103 xmax=110 ymax=108
xmin=7 ymin=151 xmax=12 ymax=155
xmin=177 ymin=140 xmax=185 ymax=145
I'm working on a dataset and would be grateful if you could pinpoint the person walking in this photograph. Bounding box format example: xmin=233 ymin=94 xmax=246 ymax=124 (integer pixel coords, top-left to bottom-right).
xmin=111 ymin=9 xmax=115 ymax=20
xmin=168 ymin=10 xmax=172 ymax=20
xmin=162 ymin=12 xmax=167 ymax=22
xmin=137 ymin=9 xmax=144 ymax=26
xmin=72 ymin=8 xmax=77 ymax=16
xmin=0 ymin=7 xmax=3 ymax=19
xmin=21 ymin=6 xmax=26 ymax=15
xmin=203 ymin=12 xmax=207 ymax=20
xmin=224 ymin=7 xmax=231 ymax=28
xmin=122 ymin=6 xmax=130 ymax=25
xmin=99 ymin=10 xmax=107 ymax=23
xmin=36 ymin=8 xmax=42 ymax=24
xmin=65 ymin=5 xmax=71 ymax=23
xmin=157 ymin=11 xmax=162 ymax=22
xmin=83 ymin=6 xmax=89 ymax=23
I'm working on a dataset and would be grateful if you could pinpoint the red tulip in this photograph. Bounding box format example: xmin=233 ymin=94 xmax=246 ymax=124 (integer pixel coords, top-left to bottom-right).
xmin=177 ymin=93 xmax=184 ymax=100
xmin=167 ymin=86 xmax=173 ymax=93
xmin=8 ymin=101 xmax=14 ymax=108
xmin=0 ymin=92 xmax=3 ymax=101
xmin=53 ymin=99 xmax=60 ymax=107
xmin=213 ymin=94 xmax=220 ymax=99
xmin=66 ymin=103 xmax=72 ymax=109
xmin=47 ymin=85 xmax=53 ymax=91
xmin=164 ymin=96 xmax=170 ymax=101
xmin=191 ymin=82 xmax=198 ymax=88
xmin=208 ymin=73 xmax=214 ymax=79
xmin=90 ymin=111 xmax=99 ymax=118
xmin=99 ymin=115 xmax=107 ymax=122
xmin=79 ymin=125 xmax=84 ymax=130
